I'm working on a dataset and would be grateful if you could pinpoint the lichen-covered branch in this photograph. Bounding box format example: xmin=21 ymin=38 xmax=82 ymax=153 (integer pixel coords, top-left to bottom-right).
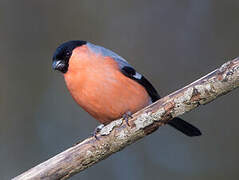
xmin=13 ymin=57 xmax=239 ymax=180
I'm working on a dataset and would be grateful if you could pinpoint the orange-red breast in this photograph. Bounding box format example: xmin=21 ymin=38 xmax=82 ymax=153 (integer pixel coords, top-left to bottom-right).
xmin=52 ymin=40 xmax=201 ymax=137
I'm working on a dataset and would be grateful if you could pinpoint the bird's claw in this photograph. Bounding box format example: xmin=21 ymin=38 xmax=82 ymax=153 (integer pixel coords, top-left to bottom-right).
xmin=122 ymin=111 xmax=133 ymax=126
xmin=92 ymin=124 xmax=104 ymax=140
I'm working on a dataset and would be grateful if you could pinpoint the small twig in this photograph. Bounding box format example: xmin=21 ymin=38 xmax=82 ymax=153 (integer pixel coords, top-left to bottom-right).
xmin=13 ymin=57 xmax=239 ymax=180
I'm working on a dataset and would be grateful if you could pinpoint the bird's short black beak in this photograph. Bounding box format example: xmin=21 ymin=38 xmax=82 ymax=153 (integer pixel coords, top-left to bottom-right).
xmin=52 ymin=60 xmax=68 ymax=73
xmin=52 ymin=60 xmax=61 ymax=70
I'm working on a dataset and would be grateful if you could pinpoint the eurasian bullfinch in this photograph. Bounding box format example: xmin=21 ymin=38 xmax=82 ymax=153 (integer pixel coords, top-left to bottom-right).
xmin=52 ymin=40 xmax=201 ymax=137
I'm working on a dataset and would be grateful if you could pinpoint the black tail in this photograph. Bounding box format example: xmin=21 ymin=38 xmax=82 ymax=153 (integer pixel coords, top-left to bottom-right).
xmin=168 ymin=117 xmax=201 ymax=137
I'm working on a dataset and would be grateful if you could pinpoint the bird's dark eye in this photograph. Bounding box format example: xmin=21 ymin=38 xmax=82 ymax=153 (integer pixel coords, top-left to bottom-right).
xmin=66 ymin=51 xmax=71 ymax=57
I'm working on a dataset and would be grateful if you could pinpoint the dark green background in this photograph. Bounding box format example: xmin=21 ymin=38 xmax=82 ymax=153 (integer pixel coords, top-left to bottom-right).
xmin=1 ymin=1 xmax=239 ymax=179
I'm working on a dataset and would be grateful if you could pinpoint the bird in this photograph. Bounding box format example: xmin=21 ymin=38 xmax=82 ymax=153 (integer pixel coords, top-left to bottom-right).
xmin=52 ymin=40 xmax=201 ymax=138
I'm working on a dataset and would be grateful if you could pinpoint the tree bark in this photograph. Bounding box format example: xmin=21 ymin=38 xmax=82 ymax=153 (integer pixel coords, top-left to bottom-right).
xmin=13 ymin=57 xmax=239 ymax=180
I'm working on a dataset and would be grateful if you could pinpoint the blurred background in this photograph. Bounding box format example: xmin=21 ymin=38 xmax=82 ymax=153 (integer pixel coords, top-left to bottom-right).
xmin=1 ymin=0 xmax=239 ymax=179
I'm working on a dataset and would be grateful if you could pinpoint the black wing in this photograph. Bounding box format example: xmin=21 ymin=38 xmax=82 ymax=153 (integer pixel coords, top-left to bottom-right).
xmin=120 ymin=66 xmax=201 ymax=137
xmin=121 ymin=66 xmax=160 ymax=102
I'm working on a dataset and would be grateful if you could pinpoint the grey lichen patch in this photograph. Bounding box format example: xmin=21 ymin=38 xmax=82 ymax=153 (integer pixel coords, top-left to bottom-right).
xmin=194 ymin=83 xmax=216 ymax=104
xmin=100 ymin=119 xmax=122 ymax=136
xmin=172 ymin=87 xmax=194 ymax=116
xmin=151 ymin=108 xmax=165 ymax=121
xmin=134 ymin=112 xmax=154 ymax=130
xmin=182 ymin=87 xmax=194 ymax=102
xmin=174 ymin=87 xmax=194 ymax=105
xmin=195 ymin=84 xmax=212 ymax=95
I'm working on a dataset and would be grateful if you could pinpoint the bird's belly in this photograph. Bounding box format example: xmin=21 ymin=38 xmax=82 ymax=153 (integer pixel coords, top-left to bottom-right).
xmin=64 ymin=69 xmax=150 ymax=125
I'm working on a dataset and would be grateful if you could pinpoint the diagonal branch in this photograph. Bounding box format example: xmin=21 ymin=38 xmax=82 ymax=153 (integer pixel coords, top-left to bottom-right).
xmin=13 ymin=57 xmax=239 ymax=180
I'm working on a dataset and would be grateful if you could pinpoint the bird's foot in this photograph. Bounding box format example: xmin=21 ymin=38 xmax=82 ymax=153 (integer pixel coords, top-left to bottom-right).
xmin=92 ymin=124 xmax=104 ymax=140
xmin=122 ymin=111 xmax=133 ymax=126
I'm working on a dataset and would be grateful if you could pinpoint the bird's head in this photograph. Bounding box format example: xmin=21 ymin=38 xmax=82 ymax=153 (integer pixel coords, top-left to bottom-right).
xmin=52 ymin=40 xmax=87 ymax=73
